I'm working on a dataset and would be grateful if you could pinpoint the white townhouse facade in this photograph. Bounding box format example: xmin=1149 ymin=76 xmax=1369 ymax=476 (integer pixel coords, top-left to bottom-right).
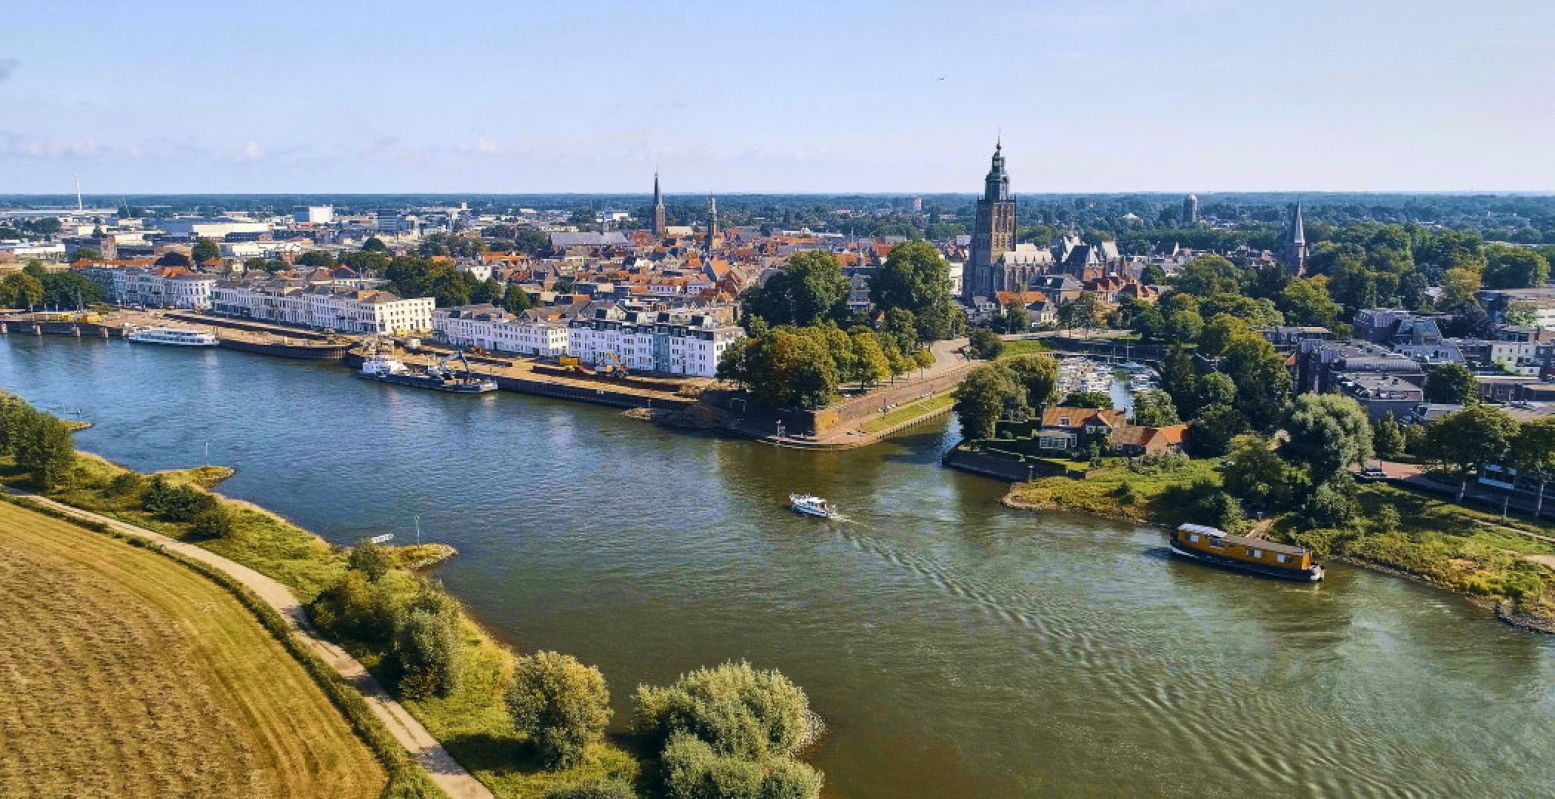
xmin=433 ymin=302 xmax=741 ymax=377
xmin=212 ymin=281 xmax=433 ymax=334
xmin=106 ymin=268 xmax=217 ymax=309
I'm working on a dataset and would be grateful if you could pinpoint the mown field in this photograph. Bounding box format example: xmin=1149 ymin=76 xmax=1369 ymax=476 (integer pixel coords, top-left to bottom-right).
xmin=0 ymin=501 xmax=386 ymax=799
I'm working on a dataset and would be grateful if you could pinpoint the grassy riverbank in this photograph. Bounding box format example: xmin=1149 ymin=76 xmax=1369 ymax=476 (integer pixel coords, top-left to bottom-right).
xmin=858 ymin=392 xmax=955 ymax=434
xmin=1002 ymin=457 xmax=1555 ymax=624
xmin=0 ymin=500 xmax=386 ymax=798
xmin=0 ymin=452 xmax=643 ymax=797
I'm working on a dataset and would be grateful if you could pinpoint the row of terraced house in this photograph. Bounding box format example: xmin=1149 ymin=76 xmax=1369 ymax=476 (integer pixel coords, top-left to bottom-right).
xmin=433 ymin=302 xmax=743 ymax=377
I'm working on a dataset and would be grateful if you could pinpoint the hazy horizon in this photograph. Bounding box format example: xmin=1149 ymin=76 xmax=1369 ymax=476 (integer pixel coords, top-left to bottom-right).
xmin=4 ymin=0 xmax=1553 ymax=194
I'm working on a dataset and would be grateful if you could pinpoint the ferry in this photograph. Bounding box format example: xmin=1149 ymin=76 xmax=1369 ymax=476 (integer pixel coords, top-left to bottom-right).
xmin=1169 ymin=523 xmax=1324 ymax=582
xmin=126 ymin=326 xmax=219 ymax=347
xmin=358 ymin=351 xmax=498 ymax=394
xmin=789 ymin=494 xmax=840 ymax=519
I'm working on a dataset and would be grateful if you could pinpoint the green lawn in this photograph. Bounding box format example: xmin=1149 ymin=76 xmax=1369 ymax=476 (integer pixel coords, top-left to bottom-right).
xmin=997 ymin=338 xmax=1052 ymax=359
xmin=1003 ymin=456 xmax=1220 ymax=524
xmin=858 ymin=392 xmax=955 ymax=434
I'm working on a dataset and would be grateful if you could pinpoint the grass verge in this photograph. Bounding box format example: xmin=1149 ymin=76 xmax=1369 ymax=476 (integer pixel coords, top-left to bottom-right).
xmin=858 ymin=392 xmax=955 ymax=434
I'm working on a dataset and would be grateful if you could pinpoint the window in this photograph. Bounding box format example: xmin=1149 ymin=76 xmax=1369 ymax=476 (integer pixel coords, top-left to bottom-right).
xmin=1276 ymin=554 xmax=1287 ymax=564
xmin=1249 ymin=549 xmax=1263 ymax=559
xmin=1188 ymin=534 xmax=1199 ymax=543
xmin=1058 ymin=417 xmax=1070 ymax=427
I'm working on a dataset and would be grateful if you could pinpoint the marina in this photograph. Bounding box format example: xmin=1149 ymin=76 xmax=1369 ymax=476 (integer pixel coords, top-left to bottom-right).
xmin=5 ymin=334 xmax=1553 ymax=799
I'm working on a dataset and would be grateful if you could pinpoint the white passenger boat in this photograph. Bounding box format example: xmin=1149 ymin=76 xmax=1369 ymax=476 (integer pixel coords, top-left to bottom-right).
xmin=126 ymin=326 xmax=219 ymax=347
xmin=789 ymin=494 xmax=839 ymax=519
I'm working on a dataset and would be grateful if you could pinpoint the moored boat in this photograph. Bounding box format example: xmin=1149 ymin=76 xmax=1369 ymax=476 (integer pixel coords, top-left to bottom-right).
xmin=126 ymin=325 xmax=219 ymax=347
xmin=789 ymin=493 xmax=839 ymax=519
xmin=357 ymin=350 xmax=498 ymax=394
xmin=1169 ymin=523 xmax=1323 ymax=581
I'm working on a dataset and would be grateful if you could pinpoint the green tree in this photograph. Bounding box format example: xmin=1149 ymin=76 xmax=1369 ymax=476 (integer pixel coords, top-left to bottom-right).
xmin=1130 ymin=389 xmax=1180 ymax=427
xmin=744 ymin=251 xmax=849 ymax=327
xmin=1197 ymin=293 xmax=1284 ymax=328
xmin=967 ymin=327 xmax=1004 ymax=360
xmin=1424 ymin=405 xmax=1519 ymax=500
xmin=849 ymin=330 xmax=891 ymax=387
xmin=10 ymin=404 xmax=76 ymax=489
xmin=1222 ymin=434 xmax=1305 ymax=511
xmin=1511 ymin=417 xmax=1555 ymax=517
xmin=1373 ymin=413 xmax=1405 ymax=459
xmin=952 ymin=364 xmax=1027 ymax=440
xmin=1278 ymin=276 xmax=1343 ymax=330
xmin=502 ymin=283 xmax=533 ymax=314
xmin=633 ymin=661 xmax=811 ymax=761
xmin=297 ymin=250 xmax=336 ymax=268
xmin=39 ymin=271 xmax=105 ymax=308
xmin=1219 ymin=331 xmax=1292 ymax=431
xmin=880 ymin=307 xmax=918 ymax=353
xmin=1439 ymin=267 xmax=1482 ymax=311
xmin=1060 ymin=391 xmax=1112 ymax=409
xmin=658 ymin=733 xmax=822 ymax=799
xmin=1483 ymin=243 xmax=1550 ymax=289
xmin=1173 ymin=254 xmax=1246 ymax=296
xmin=1303 ymin=476 xmax=1361 ymax=528
xmin=191 ymin=237 xmax=221 ymax=264
xmin=1281 ymin=393 xmax=1373 ymax=485
xmin=362 ymin=236 xmax=390 ymax=253
xmin=393 ymin=591 xmax=463 ymax=699
xmin=869 ymin=241 xmax=956 ymax=341
xmin=1059 ymin=293 xmax=1105 ymax=334
xmin=1185 ymin=404 xmax=1247 ymax=458
xmin=1003 ymin=353 xmax=1059 ymax=407
xmin=1424 ymin=362 xmax=1476 ymax=404
xmin=508 ymin=651 xmax=613 ymax=769
xmin=0 ymin=272 xmax=44 ymax=308
xmin=721 ymin=328 xmax=839 ymax=408
xmin=349 ymin=539 xmax=395 ymax=581
xmin=1163 ymin=309 xmax=1203 ymax=344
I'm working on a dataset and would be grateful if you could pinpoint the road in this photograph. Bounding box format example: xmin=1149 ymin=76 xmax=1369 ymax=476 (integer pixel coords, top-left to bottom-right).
xmin=7 ymin=491 xmax=492 ymax=799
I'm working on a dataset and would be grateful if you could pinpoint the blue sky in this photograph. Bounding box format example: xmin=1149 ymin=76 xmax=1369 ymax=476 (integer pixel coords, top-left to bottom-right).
xmin=2 ymin=0 xmax=1551 ymax=194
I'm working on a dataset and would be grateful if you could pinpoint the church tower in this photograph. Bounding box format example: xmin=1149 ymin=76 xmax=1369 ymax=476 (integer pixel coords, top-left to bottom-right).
xmin=1183 ymin=193 xmax=1200 ymax=226
xmin=1283 ymin=201 xmax=1308 ymax=275
xmin=652 ymin=172 xmax=667 ymax=238
xmin=966 ymin=140 xmax=1016 ymax=301
xmin=705 ymin=196 xmax=719 ymax=250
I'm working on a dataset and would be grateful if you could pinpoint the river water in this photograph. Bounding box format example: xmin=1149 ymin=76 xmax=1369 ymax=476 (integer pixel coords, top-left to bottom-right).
xmin=4 ymin=336 xmax=1553 ymax=798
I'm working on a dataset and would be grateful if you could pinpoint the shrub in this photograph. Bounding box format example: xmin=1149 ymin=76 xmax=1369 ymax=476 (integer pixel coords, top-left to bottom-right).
xmin=1303 ymin=479 xmax=1360 ymax=529
xmin=9 ymin=405 xmax=76 ymax=489
xmin=106 ymin=471 xmax=146 ymax=497
xmin=310 ymin=571 xmax=404 ymax=645
xmin=659 ymin=733 xmax=821 ymax=799
xmin=394 ymin=600 xmax=463 ymax=699
xmin=142 ymin=475 xmax=219 ymax=523
xmin=968 ymin=327 xmax=1004 ymax=360
xmin=1374 ymin=503 xmax=1402 ymax=534
xmin=507 ymin=650 xmax=613 ymax=769
xmin=542 ymin=778 xmax=637 ymax=799
xmin=189 ymin=505 xmax=234 ymax=538
xmin=349 ymin=539 xmax=395 ymax=581
xmin=633 ymin=661 xmax=810 ymax=760
xmin=1110 ymin=481 xmax=1138 ymax=505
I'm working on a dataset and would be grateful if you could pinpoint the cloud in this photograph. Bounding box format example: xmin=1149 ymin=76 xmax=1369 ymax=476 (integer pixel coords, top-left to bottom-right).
xmin=0 ymin=59 xmax=17 ymax=83
xmin=237 ymin=141 xmax=263 ymax=161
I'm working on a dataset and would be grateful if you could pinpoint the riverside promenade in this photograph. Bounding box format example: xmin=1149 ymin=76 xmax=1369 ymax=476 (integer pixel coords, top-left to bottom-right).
xmin=4 ymin=489 xmax=493 ymax=799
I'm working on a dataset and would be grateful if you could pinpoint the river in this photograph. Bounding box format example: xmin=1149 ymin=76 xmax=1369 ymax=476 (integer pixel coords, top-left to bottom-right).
xmin=4 ymin=335 xmax=1553 ymax=798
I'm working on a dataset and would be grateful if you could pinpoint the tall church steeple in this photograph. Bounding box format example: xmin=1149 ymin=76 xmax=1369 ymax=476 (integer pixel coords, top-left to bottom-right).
xmin=652 ymin=172 xmax=666 ymax=238
xmin=1283 ymin=201 xmax=1308 ymax=275
xmin=966 ymin=139 xmax=1017 ymax=301
xmin=705 ymin=196 xmax=718 ymax=250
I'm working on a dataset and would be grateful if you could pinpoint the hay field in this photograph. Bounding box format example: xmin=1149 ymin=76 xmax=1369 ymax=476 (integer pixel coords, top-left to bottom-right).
xmin=0 ymin=501 xmax=385 ymax=798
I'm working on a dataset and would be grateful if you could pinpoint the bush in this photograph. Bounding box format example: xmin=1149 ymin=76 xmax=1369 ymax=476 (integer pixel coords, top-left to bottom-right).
xmin=1374 ymin=503 xmax=1402 ymax=534
xmin=393 ymin=595 xmax=463 ymax=699
xmin=542 ymin=778 xmax=637 ymax=799
xmin=310 ymin=571 xmax=404 ymax=645
xmin=1303 ymin=478 xmax=1360 ymax=529
xmin=633 ymin=661 xmax=810 ymax=760
xmin=105 ymin=472 xmax=146 ymax=497
xmin=508 ymin=650 xmax=613 ymax=769
xmin=968 ymin=327 xmax=1004 ymax=360
xmin=349 ymin=539 xmax=395 ymax=581
xmin=660 ymin=734 xmax=821 ymax=799
xmin=1110 ymin=482 xmax=1139 ymax=506
xmin=142 ymin=475 xmax=219 ymax=523
xmin=189 ymin=505 xmax=234 ymax=538
xmin=8 ymin=404 xmax=76 ymax=489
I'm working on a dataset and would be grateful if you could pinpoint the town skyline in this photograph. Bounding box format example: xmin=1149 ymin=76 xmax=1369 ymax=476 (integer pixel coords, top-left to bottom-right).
xmin=4 ymin=0 xmax=1554 ymax=194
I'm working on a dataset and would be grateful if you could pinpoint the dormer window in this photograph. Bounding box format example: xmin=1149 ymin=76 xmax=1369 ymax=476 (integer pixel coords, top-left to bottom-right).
xmin=1058 ymin=417 xmax=1070 ymax=427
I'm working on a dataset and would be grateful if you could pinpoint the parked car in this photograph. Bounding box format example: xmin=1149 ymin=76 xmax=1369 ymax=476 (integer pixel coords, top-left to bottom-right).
xmin=1357 ymin=465 xmax=1389 ymax=482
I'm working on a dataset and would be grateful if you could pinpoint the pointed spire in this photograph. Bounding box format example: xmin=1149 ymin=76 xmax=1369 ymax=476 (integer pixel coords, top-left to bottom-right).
xmin=1290 ymin=201 xmax=1306 ymax=245
xmin=653 ymin=171 xmax=663 ymax=207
